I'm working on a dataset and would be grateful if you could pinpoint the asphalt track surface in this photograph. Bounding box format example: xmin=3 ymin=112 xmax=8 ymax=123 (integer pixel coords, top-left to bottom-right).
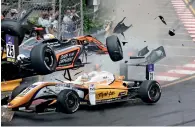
xmin=2 ymin=0 xmax=195 ymax=126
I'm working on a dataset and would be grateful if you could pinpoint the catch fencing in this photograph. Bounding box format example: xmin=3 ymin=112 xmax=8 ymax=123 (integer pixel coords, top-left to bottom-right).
xmin=2 ymin=0 xmax=84 ymax=39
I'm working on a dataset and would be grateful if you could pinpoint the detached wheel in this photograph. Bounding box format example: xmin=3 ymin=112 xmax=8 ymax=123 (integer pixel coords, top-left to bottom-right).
xmin=139 ymin=80 xmax=161 ymax=104
xmin=30 ymin=44 xmax=57 ymax=75
xmin=106 ymin=35 xmax=123 ymax=62
xmin=56 ymin=89 xmax=80 ymax=114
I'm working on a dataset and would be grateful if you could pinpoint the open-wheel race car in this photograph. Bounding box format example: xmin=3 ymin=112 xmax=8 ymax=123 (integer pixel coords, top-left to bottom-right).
xmin=1 ymin=69 xmax=162 ymax=122
xmin=1 ymin=33 xmax=112 ymax=81
xmin=1 ymin=36 xmax=166 ymax=122
xmin=1 ymin=11 xmax=122 ymax=82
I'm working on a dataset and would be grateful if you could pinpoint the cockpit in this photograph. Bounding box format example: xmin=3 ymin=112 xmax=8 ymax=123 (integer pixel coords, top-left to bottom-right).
xmin=74 ymin=71 xmax=115 ymax=85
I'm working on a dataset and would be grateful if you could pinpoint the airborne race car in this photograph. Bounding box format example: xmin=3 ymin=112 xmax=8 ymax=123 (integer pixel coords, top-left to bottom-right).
xmin=1 ymin=33 xmax=110 ymax=81
xmin=1 ymin=36 xmax=166 ymax=122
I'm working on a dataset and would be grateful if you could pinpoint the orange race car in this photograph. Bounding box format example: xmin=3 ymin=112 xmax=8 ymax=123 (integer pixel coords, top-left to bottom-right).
xmin=1 ymin=68 xmax=162 ymax=122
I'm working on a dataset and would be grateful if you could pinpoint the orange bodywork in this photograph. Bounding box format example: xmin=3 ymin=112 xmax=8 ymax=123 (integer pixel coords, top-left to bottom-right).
xmin=8 ymin=82 xmax=56 ymax=109
xmin=75 ymin=36 xmax=108 ymax=53
xmin=8 ymin=76 xmax=127 ymax=109
xmin=83 ymin=76 xmax=128 ymax=100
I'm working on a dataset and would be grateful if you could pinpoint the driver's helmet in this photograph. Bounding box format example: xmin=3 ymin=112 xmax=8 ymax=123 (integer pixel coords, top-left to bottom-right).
xmin=43 ymin=34 xmax=56 ymax=40
xmin=80 ymin=73 xmax=90 ymax=82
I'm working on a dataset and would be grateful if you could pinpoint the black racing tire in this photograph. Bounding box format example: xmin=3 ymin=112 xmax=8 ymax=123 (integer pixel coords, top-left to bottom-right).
xmin=30 ymin=44 xmax=57 ymax=75
xmin=106 ymin=35 xmax=123 ymax=62
xmin=56 ymin=89 xmax=80 ymax=114
xmin=139 ymin=80 xmax=161 ymax=104
xmin=1 ymin=19 xmax=25 ymax=46
xmin=11 ymin=85 xmax=27 ymax=100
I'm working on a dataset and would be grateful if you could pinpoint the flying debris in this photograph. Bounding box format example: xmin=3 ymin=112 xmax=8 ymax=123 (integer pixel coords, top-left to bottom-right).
xmin=122 ymin=41 xmax=128 ymax=46
xmin=138 ymin=46 xmax=149 ymax=56
xmin=113 ymin=17 xmax=133 ymax=38
xmin=125 ymin=60 xmax=128 ymax=63
xmin=155 ymin=15 xmax=167 ymax=25
xmin=169 ymin=29 xmax=175 ymax=36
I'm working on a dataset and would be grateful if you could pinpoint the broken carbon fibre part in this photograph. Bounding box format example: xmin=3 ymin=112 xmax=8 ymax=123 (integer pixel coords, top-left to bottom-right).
xmin=154 ymin=15 xmax=167 ymax=25
xmin=113 ymin=17 xmax=133 ymax=38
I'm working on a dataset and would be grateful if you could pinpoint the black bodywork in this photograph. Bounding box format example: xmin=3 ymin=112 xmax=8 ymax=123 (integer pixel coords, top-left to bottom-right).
xmin=1 ymin=37 xmax=84 ymax=81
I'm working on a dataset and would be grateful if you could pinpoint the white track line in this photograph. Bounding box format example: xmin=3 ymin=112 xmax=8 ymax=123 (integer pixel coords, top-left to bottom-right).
xmin=190 ymin=34 xmax=195 ymax=37
xmin=174 ymin=6 xmax=187 ymax=8
xmin=181 ymin=19 xmax=195 ymax=21
xmin=177 ymin=13 xmax=193 ymax=16
xmin=177 ymin=11 xmax=192 ymax=14
xmin=188 ymin=31 xmax=195 ymax=34
xmin=186 ymin=27 xmax=195 ymax=30
xmin=179 ymin=16 xmax=195 ymax=19
xmin=183 ymin=64 xmax=195 ymax=68
xmin=171 ymin=2 xmax=185 ymax=4
xmin=155 ymin=76 xmax=179 ymax=81
xmin=168 ymin=70 xmax=195 ymax=75
xmin=183 ymin=21 xmax=195 ymax=24
xmin=184 ymin=24 xmax=195 ymax=27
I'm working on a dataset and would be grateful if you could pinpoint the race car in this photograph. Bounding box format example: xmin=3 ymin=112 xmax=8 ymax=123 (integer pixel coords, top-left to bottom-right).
xmin=1 ymin=68 xmax=162 ymax=122
xmin=1 ymin=34 xmax=122 ymax=82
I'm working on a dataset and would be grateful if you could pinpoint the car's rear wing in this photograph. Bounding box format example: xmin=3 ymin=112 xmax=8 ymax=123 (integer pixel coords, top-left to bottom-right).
xmin=120 ymin=46 xmax=166 ymax=81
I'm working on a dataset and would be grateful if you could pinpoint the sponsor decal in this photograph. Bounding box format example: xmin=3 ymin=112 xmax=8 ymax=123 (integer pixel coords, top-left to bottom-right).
xmin=80 ymin=102 xmax=88 ymax=105
xmin=97 ymin=91 xmax=115 ymax=99
xmin=118 ymin=91 xmax=127 ymax=97
xmin=96 ymin=97 xmax=122 ymax=103
xmin=46 ymin=41 xmax=61 ymax=47
xmin=57 ymin=51 xmax=77 ymax=67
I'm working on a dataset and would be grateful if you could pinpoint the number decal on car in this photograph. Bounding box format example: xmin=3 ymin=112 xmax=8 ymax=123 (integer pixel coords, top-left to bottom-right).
xmin=6 ymin=44 xmax=15 ymax=58
xmin=5 ymin=35 xmax=16 ymax=62
xmin=147 ymin=64 xmax=154 ymax=80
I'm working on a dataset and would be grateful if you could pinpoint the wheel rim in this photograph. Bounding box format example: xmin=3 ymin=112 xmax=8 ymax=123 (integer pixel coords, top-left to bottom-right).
xmin=66 ymin=93 xmax=78 ymax=109
xmin=44 ymin=48 xmax=54 ymax=68
xmin=148 ymin=83 xmax=161 ymax=101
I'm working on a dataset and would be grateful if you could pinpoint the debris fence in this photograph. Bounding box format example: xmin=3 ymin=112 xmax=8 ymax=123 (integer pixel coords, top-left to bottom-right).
xmin=1 ymin=0 xmax=84 ymax=39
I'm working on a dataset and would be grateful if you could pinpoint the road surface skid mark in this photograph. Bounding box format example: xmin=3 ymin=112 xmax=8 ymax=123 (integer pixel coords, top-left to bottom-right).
xmin=155 ymin=60 xmax=195 ymax=84
xmin=172 ymin=0 xmax=195 ymax=42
